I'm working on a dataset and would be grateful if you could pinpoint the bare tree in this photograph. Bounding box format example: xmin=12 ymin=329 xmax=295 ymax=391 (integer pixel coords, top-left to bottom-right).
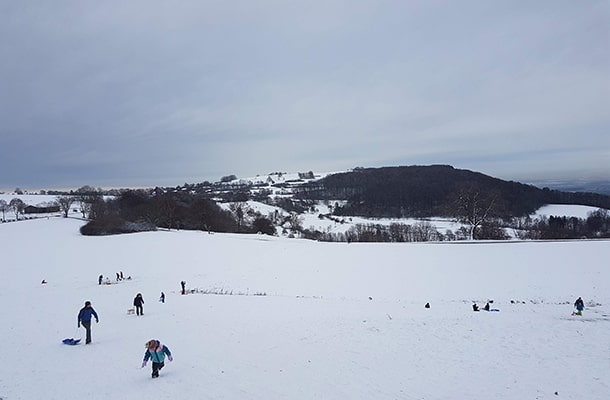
xmin=288 ymin=212 xmax=303 ymax=233
xmin=56 ymin=195 xmax=75 ymax=218
xmin=229 ymin=202 xmax=246 ymax=232
xmin=9 ymin=198 xmax=26 ymax=221
xmin=453 ymin=189 xmax=498 ymax=240
xmin=0 ymin=199 xmax=7 ymax=222
xmin=74 ymin=186 xmax=103 ymax=219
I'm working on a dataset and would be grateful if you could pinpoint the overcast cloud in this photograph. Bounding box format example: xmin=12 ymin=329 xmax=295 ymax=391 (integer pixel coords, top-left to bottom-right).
xmin=1 ymin=0 xmax=608 ymax=190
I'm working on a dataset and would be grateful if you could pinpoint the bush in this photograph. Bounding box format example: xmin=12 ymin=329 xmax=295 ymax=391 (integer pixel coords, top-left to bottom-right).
xmin=80 ymin=215 xmax=156 ymax=236
xmin=252 ymin=217 xmax=276 ymax=235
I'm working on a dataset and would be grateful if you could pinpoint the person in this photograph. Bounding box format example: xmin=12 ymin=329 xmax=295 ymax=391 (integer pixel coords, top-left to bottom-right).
xmin=141 ymin=339 xmax=173 ymax=378
xmin=472 ymin=303 xmax=479 ymax=312
xmin=116 ymin=272 xmax=121 ymax=282
xmin=98 ymin=274 xmax=103 ymax=285
xmin=77 ymin=301 xmax=99 ymax=344
xmin=181 ymin=280 xmax=186 ymax=295
xmin=424 ymin=302 xmax=430 ymax=309
xmin=133 ymin=293 xmax=144 ymax=316
xmin=120 ymin=271 xmax=124 ymax=280
xmin=574 ymin=297 xmax=584 ymax=316
xmin=159 ymin=292 xmax=165 ymax=303
xmin=483 ymin=302 xmax=490 ymax=311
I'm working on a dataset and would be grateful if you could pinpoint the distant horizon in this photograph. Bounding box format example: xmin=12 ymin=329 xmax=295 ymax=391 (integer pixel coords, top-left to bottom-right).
xmin=1 ymin=164 xmax=608 ymax=193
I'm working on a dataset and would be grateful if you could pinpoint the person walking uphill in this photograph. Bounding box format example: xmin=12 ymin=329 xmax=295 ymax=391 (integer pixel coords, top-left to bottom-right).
xmin=77 ymin=301 xmax=99 ymax=344
xmin=142 ymin=339 xmax=173 ymax=378
xmin=133 ymin=293 xmax=144 ymax=316
xmin=574 ymin=297 xmax=585 ymax=316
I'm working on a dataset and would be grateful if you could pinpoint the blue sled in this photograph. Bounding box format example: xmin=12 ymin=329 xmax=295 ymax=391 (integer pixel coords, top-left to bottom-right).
xmin=62 ymin=338 xmax=81 ymax=345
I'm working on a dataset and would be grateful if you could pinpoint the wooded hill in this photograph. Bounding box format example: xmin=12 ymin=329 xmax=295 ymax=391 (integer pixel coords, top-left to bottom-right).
xmin=292 ymin=165 xmax=610 ymax=218
xmin=74 ymin=164 xmax=610 ymax=239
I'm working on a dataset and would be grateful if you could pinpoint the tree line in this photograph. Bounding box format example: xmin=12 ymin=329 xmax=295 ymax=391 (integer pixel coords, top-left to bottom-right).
xmin=75 ymin=189 xmax=275 ymax=236
xmin=298 ymin=209 xmax=610 ymax=243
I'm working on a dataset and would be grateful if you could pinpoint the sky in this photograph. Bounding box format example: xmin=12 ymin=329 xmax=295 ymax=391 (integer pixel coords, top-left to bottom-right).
xmin=1 ymin=0 xmax=608 ymax=190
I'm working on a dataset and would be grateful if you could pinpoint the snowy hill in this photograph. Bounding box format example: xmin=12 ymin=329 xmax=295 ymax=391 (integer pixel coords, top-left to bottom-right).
xmin=2 ymin=187 xmax=607 ymax=241
xmin=0 ymin=217 xmax=608 ymax=399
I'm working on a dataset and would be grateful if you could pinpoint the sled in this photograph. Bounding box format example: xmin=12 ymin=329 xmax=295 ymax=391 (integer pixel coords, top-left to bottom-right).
xmin=62 ymin=338 xmax=81 ymax=345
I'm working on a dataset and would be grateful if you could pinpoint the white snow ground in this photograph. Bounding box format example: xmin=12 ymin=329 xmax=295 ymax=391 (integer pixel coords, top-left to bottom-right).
xmin=1 ymin=217 xmax=608 ymax=400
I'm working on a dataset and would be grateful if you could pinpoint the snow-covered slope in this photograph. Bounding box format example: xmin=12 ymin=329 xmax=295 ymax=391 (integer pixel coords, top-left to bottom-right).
xmin=0 ymin=218 xmax=608 ymax=399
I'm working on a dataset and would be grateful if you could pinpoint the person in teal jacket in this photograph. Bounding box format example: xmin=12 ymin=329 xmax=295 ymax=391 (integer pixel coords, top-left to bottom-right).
xmin=141 ymin=339 xmax=173 ymax=378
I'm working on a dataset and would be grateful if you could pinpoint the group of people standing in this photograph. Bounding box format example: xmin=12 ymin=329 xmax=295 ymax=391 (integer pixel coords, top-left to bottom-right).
xmin=97 ymin=271 xmax=131 ymax=285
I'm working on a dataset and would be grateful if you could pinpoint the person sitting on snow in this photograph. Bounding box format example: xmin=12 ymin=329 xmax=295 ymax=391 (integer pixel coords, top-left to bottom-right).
xmin=142 ymin=339 xmax=173 ymax=378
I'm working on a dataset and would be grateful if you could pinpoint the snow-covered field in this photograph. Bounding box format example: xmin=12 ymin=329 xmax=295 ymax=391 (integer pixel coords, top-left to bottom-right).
xmin=1 ymin=217 xmax=608 ymax=399
xmin=533 ymin=204 xmax=604 ymax=219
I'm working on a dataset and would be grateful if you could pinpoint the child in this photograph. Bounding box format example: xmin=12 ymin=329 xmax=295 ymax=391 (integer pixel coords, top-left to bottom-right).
xmin=141 ymin=339 xmax=173 ymax=378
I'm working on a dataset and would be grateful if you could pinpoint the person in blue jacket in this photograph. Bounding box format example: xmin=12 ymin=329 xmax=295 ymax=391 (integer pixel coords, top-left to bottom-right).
xmin=574 ymin=297 xmax=585 ymax=316
xmin=77 ymin=301 xmax=99 ymax=344
xmin=142 ymin=339 xmax=173 ymax=378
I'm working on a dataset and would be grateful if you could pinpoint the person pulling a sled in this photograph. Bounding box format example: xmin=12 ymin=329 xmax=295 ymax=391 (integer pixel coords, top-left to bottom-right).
xmin=574 ymin=297 xmax=584 ymax=316
xmin=77 ymin=301 xmax=99 ymax=344
xmin=142 ymin=339 xmax=173 ymax=378
xmin=133 ymin=293 xmax=144 ymax=316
